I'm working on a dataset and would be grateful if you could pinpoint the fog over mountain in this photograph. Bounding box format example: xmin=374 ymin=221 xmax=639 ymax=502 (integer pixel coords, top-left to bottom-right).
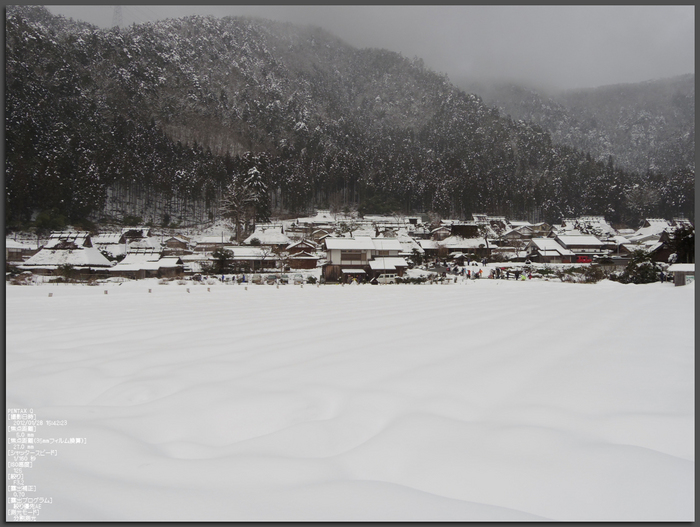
xmin=46 ymin=5 xmax=694 ymax=92
xmin=6 ymin=6 xmax=695 ymax=231
xmin=464 ymin=75 xmax=695 ymax=177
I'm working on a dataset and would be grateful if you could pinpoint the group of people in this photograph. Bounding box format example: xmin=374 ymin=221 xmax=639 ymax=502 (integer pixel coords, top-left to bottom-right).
xmin=489 ymin=268 xmax=531 ymax=280
xmin=439 ymin=262 xmax=532 ymax=281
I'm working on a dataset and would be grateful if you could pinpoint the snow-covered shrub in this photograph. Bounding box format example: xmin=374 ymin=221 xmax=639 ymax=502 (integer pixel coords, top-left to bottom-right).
xmin=409 ymin=248 xmax=424 ymax=266
xmin=554 ymin=265 xmax=606 ymax=283
xmin=400 ymin=276 xmax=428 ymax=284
xmin=8 ymin=273 xmax=34 ymax=286
xmin=581 ymin=265 xmax=606 ymax=283
xmin=488 ymin=252 xmax=508 ymax=263
xmin=610 ymin=250 xmax=661 ymax=284
xmin=536 ymin=267 xmax=555 ymax=277
xmin=58 ymin=264 xmax=76 ymax=281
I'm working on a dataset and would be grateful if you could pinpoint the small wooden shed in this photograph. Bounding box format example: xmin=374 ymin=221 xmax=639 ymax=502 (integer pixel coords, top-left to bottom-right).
xmin=667 ymin=263 xmax=695 ymax=286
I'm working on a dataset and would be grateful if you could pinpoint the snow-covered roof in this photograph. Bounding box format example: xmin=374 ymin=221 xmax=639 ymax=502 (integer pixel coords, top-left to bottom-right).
xmin=195 ymin=238 xmax=233 ymax=248
xmin=157 ymin=256 xmax=184 ymax=268
xmin=112 ymin=262 xmax=156 ymax=272
xmin=667 ymin=263 xmax=695 ymax=273
xmin=346 ymin=229 xmax=376 ymax=238
xmin=647 ymin=241 xmax=666 ymax=254
xmin=371 ymin=238 xmax=403 ymax=252
xmin=360 ymin=214 xmax=401 ymax=224
xmin=419 ymin=240 xmax=440 ymax=250
xmin=556 ymin=235 xmax=604 ymax=247
xmin=180 ymin=254 xmax=213 ymax=263
xmin=438 ymin=219 xmax=463 ymax=226
xmin=557 ymin=227 xmax=584 ymax=235
xmin=369 ymin=257 xmax=409 ymax=270
xmin=628 ymin=222 xmax=672 ymax=243
xmin=397 ymin=235 xmax=423 ymax=254
xmin=22 ymin=245 xmax=112 ymax=268
xmin=111 ymin=255 xmax=182 ymax=272
xmin=325 ymin=237 xmax=402 ymax=252
xmin=127 ymin=237 xmax=161 ymax=251
xmin=164 ymin=236 xmax=189 ymax=244
xmin=622 ymin=244 xmax=645 ymax=254
xmin=286 ymin=239 xmax=320 ymax=251
xmin=44 ymin=231 xmax=92 ymax=249
xmin=609 ymin=235 xmax=633 ymax=245
xmin=502 ymin=226 xmax=533 ymax=238
xmin=196 ymin=235 xmax=233 ymax=244
xmin=120 ymin=227 xmax=151 ymax=237
xmin=571 ymin=216 xmax=617 ymax=236
xmin=440 ymin=236 xmax=488 ymax=249
xmin=111 ymin=251 xmax=158 ymax=271
xmin=244 ymin=229 xmax=290 ymax=246
xmin=227 ymin=247 xmax=278 ymax=260
xmin=644 ymin=218 xmax=672 ymax=226
xmin=672 ymin=218 xmax=694 ymax=228
xmin=529 ymin=238 xmax=575 ymax=256
xmin=116 ymin=251 xmax=161 ymax=265
xmin=295 ymin=210 xmax=336 ymax=224
xmin=480 ymin=224 xmax=507 ymax=238
xmin=325 ymin=237 xmax=376 ymax=251
xmin=180 ymin=253 xmax=214 ymax=262
xmin=92 ymin=233 xmax=123 ymax=245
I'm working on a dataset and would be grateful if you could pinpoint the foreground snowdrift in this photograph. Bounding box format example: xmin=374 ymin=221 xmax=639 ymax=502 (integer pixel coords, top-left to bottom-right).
xmin=6 ymin=280 xmax=694 ymax=520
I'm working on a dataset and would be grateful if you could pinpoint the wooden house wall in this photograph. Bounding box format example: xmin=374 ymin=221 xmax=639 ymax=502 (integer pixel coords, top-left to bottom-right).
xmin=289 ymin=258 xmax=318 ymax=270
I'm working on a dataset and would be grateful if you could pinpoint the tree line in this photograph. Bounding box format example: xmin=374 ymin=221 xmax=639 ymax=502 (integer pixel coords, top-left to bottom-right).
xmin=5 ymin=6 xmax=694 ymax=232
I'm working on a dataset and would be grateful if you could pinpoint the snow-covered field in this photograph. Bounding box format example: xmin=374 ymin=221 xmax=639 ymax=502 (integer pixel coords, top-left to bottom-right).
xmin=6 ymin=279 xmax=694 ymax=521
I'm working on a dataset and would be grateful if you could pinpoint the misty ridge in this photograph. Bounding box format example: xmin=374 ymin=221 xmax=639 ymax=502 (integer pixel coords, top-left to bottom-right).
xmin=463 ymin=75 xmax=694 ymax=178
xmin=5 ymin=6 xmax=695 ymax=231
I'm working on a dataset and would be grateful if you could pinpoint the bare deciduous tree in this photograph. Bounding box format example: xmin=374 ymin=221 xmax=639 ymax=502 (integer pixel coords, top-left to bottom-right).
xmin=220 ymin=178 xmax=258 ymax=243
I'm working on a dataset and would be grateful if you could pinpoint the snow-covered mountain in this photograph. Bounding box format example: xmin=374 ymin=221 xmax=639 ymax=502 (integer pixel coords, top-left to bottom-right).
xmin=464 ymin=75 xmax=694 ymax=178
xmin=5 ymin=6 xmax=694 ymax=230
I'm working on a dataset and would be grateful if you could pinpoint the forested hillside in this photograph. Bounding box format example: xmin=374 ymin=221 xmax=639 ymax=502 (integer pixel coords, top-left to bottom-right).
xmin=466 ymin=77 xmax=694 ymax=206
xmin=6 ymin=6 xmax=694 ymax=230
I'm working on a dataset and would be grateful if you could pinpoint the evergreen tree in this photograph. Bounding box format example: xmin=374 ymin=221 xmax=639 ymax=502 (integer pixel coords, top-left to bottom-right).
xmin=670 ymin=225 xmax=695 ymax=264
xmin=615 ymin=250 xmax=662 ymax=284
xmin=211 ymin=248 xmax=233 ymax=274
xmin=244 ymin=166 xmax=271 ymax=224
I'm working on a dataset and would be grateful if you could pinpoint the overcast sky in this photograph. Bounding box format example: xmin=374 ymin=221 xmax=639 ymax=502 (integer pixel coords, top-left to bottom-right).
xmin=45 ymin=5 xmax=694 ymax=91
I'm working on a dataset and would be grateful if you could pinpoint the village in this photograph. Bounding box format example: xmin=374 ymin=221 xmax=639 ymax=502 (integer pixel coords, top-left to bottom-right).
xmin=5 ymin=212 xmax=696 ymax=287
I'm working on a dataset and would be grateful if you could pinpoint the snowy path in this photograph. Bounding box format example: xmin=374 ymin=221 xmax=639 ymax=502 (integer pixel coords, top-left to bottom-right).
xmin=6 ymin=280 xmax=694 ymax=520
